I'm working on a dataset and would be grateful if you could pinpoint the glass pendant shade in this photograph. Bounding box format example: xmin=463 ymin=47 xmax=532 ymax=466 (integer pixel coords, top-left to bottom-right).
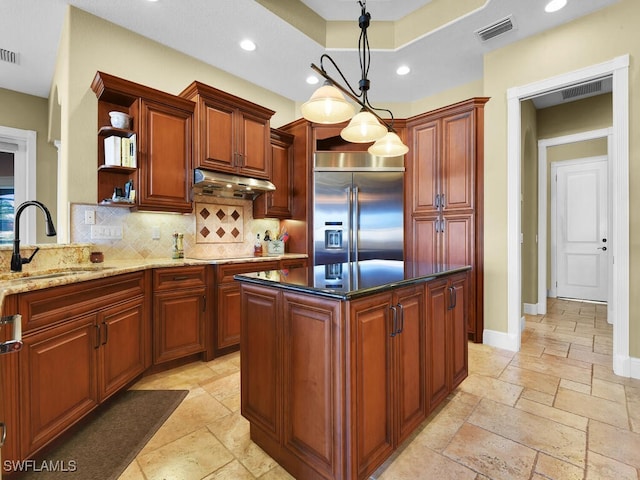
xmin=368 ymin=131 xmax=409 ymax=157
xmin=340 ymin=111 xmax=387 ymax=143
xmin=301 ymin=83 xmax=355 ymax=124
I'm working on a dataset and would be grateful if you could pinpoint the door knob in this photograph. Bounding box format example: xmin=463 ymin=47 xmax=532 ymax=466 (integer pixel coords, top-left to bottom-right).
xmin=598 ymin=246 xmax=607 ymax=251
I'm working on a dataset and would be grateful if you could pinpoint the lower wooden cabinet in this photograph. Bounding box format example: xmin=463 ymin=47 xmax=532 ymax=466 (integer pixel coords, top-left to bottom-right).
xmin=214 ymin=261 xmax=279 ymax=357
xmin=426 ymin=272 xmax=469 ymax=410
xmin=3 ymin=272 xmax=149 ymax=463
xmin=152 ymin=265 xmax=209 ymax=364
xmin=240 ymin=272 xmax=467 ymax=480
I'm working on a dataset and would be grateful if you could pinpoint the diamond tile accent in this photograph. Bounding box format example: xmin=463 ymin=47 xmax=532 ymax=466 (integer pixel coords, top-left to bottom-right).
xmin=195 ymin=202 xmax=244 ymax=244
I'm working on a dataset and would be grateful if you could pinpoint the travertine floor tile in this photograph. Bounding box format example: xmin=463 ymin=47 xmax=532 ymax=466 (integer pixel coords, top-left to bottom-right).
xmin=469 ymin=398 xmax=586 ymax=467
xmin=443 ymin=423 xmax=536 ymax=480
xmin=510 ymin=352 xmax=592 ymax=385
xmin=586 ymin=451 xmax=639 ymax=480
xmin=534 ymin=452 xmax=584 ymax=480
xmin=555 ymin=388 xmax=629 ymax=429
xmin=457 ymin=374 xmax=523 ymax=406
xmin=589 ymin=420 xmax=640 ymax=469
xmin=498 ymin=365 xmax=559 ymax=395
xmin=515 ymin=397 xmax=588 ymax=431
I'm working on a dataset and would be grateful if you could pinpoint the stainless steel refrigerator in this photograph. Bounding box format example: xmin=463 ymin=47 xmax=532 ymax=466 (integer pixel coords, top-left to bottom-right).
xmin=313 ymin=152 xmax=404 ymax=266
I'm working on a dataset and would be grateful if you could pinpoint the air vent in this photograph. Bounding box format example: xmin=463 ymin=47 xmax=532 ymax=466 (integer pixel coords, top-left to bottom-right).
xmin=561 ymin=80 xmax=603 ymax=100
xmin=475 ymin=16 xmax=514 ymax=42
xmin=0 ymin=48 xmax=19 ymax=64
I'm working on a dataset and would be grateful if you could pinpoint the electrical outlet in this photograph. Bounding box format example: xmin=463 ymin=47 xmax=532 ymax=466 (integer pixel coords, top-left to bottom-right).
xmin=151 ymin=226 xmax=160 ymax=240
xmin=91 ymin=225 xmax=123 ymax=240
xmin=84 ymin=209 xmax=96 ymax=225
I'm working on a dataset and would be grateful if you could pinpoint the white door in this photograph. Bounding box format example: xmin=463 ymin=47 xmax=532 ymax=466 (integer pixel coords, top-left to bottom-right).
xmin=552 ymin=157 xmax=608 ymax=302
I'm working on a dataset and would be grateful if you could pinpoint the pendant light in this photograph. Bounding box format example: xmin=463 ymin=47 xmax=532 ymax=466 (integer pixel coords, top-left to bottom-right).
xmin=301 ymin=1 xmax=408 ymax=156
xmin=368 ymin=131 xmax=409 ymax=156
xmin=300 ymin=81 xmax=354 ymax=124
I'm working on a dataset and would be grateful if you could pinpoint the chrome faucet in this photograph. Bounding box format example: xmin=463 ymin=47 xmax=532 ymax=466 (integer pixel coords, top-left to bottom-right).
xmin=11 ymin=200 xmax=57 ymax=272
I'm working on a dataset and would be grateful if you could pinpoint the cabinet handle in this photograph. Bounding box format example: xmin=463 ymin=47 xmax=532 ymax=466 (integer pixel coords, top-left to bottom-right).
xmin=447 ymin=286 xmax=457 ymax=310
xmin=396 ymin=303 xmax=404 ymax=334
xmin=389 ymin=305 xmax=397 ymax=337
xmin=0 ymin=421 xmax=6 ymax=448
xmin=102 ymin=322 xmax=109 ymax=346
xmin=441 ymin=194 xmax=445 ymax=210
xmin=435 ymin=194 xmax=440 ymax=210
xmin=172 ymin=275 xmax=190 ymax=281
xmin=94 ymin=324 xmax=101 ymax=349
xmin=440 ymin=218 xmax=445 ymax=233
xmin=202 ymin=295 xmax=207 ymax=312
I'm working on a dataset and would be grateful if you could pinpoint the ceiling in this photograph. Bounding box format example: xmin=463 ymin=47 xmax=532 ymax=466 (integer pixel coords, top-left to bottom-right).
xmin=0 ymin=0 xmax=619 ymax=106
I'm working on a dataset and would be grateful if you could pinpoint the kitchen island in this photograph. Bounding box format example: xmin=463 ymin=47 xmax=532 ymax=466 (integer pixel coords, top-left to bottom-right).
xmin=235 ymin=260 xmax=471 ymax=480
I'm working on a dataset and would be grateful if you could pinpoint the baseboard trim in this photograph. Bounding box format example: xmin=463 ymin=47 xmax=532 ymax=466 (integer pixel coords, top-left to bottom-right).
xmin=482 ymin=328 xmax=519 ymax=352
xmin=627 ymin=355 xmax=640 ymax=380
xmin=523 ymin=303 xmax=538 ymax=315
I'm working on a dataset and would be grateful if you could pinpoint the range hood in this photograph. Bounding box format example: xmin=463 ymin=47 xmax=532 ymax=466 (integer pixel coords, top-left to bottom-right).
xmin=193 ymin=168 xmax=276 ymax=200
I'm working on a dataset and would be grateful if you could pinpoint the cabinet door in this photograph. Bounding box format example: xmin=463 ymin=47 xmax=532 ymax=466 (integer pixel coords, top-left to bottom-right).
xmin=98 ymin=297 xmax=148 ymax=401
xmin=153 ymin=288 xmax=206 ymax=364
xmin=137 ymin=98 xmax=192 ymax=213
xmin=238 ymin=110 xmax=271 ymax=179
xmin=449 ymin=273 xmax=469 ymax=389
xmin=240 ymin=284 xmax=281 ymax=439
xmin=281 ymin=292 xmax=341 ymax=478
xmin=441 ymin=110 xmax=474 ymax=212
xmin=216 ymin=282 xmax=242 ymax=353
xmin=393 ymin=286 xmax=427 ymax=444
xmin=408 ymin=118 xmax=439 ymax=214
xmin=200 ymin=100 xmax=236 ymax=172
xmin=350 ymin=293 xmax=394 ymax=479
xmin=425 ymin=278 xmax=449 ymax=411
xmin=410 ymin=215 xmax=440 ymax=275
xmin=20 ymin=314 xmax=99 ymax=456
xmin=254 ymin=130 xmax=293 ymax=219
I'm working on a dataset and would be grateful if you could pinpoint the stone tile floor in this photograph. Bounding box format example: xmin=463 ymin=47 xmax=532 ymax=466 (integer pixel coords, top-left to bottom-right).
xmin=119 ymin=298 xmax=640 ymax=479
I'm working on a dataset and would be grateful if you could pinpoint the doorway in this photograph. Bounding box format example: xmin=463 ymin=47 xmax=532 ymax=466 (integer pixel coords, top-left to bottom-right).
xmin=506 ymin=55 xmax=630 ymax=377
xmin=551 ymin=157 xmax=608 ymax=303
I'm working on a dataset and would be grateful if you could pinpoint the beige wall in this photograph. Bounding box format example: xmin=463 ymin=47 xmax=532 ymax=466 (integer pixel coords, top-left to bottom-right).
xmin=482 ymin=0 xmax=639 ymax=354
xmin=0 ymin=88 xmax=58 ymax=243
xmin=520 ymin=100 xmax=538 ymax=306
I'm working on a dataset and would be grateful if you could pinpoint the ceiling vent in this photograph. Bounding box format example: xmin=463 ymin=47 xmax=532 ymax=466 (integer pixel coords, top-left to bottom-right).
xmin=561 ymin=80 xmax=603 ymax=100
xmin=0 ymin=48 xmax=19 ymax=65
xmin=475 ymin=16 xmax=514 ymax=42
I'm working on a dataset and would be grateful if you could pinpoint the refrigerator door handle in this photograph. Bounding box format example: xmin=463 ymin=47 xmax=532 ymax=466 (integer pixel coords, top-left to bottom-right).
xmin=346 ymin=185 xmax=353 ymax=265
xmin=352 ymin=185 xmax=359 ymax=260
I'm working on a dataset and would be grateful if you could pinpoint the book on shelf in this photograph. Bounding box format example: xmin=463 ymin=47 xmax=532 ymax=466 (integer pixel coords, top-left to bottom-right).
xmin=104 ymin=134 xmax=137 ymax=168
xmin=104 ymin=136 xmax=121 ymax=166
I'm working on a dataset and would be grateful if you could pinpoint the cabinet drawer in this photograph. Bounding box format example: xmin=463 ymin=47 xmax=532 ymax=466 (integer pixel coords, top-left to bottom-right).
xmin=19 ymin=272 xmax=145 ymax=333
xmin=153 ymin=266 xmax=207 ymax=291
xmin=216 ymin=261 xmax=279 ymax=283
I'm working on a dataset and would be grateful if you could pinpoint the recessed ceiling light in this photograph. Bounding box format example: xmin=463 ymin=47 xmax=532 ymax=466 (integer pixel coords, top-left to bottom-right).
xmin=545 ymin=0 xmax=567 ymax=13
xmin=396 ymin=65 xmax=411 ymax=76
xmin=306 ymin=76 xmax=319 ymax=85
xmin=240 ymin=39 xmax=256 ymax=51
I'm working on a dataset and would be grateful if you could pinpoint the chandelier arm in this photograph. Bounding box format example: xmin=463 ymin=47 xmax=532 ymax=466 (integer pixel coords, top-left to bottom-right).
xmin=318 ymin=54 xmax=362 ymax=99
xmin=310 ymin=63 xmax=396 ymax=133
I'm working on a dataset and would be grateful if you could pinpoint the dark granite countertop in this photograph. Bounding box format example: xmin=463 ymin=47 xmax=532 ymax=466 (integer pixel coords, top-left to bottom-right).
xmin=234 ymin=259 xmax=471 ymax=299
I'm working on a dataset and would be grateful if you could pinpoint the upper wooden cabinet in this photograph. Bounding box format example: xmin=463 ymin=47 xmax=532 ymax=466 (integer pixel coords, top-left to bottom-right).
xmin=91 ymin=71 xmax=195 ymax=213
xmin=180 ymin=81 xmax=275 ymax=180
xmin=254 ymin=128 xmax=294 ymax=219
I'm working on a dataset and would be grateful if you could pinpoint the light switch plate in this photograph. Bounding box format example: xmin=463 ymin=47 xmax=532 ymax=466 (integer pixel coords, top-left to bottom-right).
xmin=91 ymin=225 xmax=123 ymax=240
xmin=84 ymin=209 xmax=96 ymax=225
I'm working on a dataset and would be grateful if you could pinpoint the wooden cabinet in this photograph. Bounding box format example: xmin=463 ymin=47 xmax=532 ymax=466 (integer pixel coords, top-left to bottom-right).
xmin=406 ymin=98 xmax=488 ymax=342
xmin=180 ymin=81 xmax=274 ymax=179
xmin=425 ymin=272 xmax=469 ymax=410
xmin=349 ymin=284 xmax=426 ymax=477
xmin=1 ymin=272 xmax=149 ymax=462
xmin=239 ymin=271 xmax=464 ymax=480
xmin=254 ymin=128 xmax=294 ymax=219
xmin=91 ymin=71 xmax=195 ymax=213
xmin=152 ymin=266 xmax=209 ymax=364
xmin=214 ymin=261 xmax=279 ymax=357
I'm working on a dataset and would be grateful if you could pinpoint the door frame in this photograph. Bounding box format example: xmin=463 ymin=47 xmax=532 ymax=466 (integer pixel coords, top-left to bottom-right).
xmin=539 ymin=130 xmax=612 ymax=310
xmin=506 ymin=54 xmax=630 ymax=377
xmin=549 ymin=155 xmax=609 ymax=303
xmin=0 ymin=125 xmax=37 ymax=244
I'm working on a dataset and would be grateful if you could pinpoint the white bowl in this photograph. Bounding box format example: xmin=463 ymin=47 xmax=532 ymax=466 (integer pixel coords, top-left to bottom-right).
xmin=109 ymin=111 xmax=130 ymax=129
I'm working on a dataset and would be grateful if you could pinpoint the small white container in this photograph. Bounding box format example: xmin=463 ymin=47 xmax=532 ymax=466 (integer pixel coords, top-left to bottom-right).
xmin=109 ymin=111 xmax=130 ymax=129
xmin=267 ymin=240 xmax=284 ymax=256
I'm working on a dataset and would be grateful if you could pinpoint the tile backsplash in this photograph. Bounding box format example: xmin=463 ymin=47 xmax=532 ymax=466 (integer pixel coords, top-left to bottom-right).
xmin=70 ymin=195 xmax=280 ymax=261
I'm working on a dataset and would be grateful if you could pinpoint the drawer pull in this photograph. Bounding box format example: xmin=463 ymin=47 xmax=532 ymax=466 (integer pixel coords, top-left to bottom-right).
xmin=0 ymin=314 xmax=23 ymax=354
xmin=172 ymin=275 xmax=190 ymax=281
xmin=0 ymin=421 xmax=6 ymax=448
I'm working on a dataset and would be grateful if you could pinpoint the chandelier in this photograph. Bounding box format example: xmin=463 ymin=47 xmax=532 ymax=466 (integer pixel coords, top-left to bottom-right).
xmin=301 ymin=1 xmax=409 ymax=157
